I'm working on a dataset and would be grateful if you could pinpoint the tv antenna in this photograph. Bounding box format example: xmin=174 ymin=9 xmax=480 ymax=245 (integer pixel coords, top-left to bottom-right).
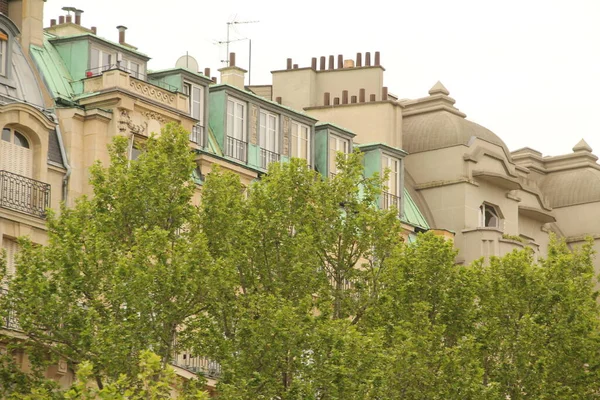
xmin=223 ymin=18 xmax=259 ymax=65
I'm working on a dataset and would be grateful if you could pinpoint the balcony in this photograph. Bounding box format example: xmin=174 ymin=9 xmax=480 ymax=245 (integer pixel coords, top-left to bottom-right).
xmin=0 ymin=171 xmax=50 ymax=218
xmin=0 ymin=288 xmax=20 ymax=331
xmin=83 ymin=67 xmax=189 ymax=113
xmin=382 ymin=191 xmax=401 ymax=215
xmin=260 ymin=148 xmax=280 ymax=169
xmin=172 ymin=352 xmax=222 ymax=379
xmin=225 ymin=136 xmax=247 ymax=163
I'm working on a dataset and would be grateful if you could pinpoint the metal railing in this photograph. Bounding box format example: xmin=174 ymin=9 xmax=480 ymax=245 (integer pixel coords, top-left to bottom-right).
xmin=260 ymin=148 xmax=280 ymax=169
xmin=382 ymin=191 xmax=401 ymax=215
xmin=172 ymin=352 xmax=222 ymax=379
xmin=226 ymin=136 xmax=247 ymax=163
xmin=0 ymin=170 xmax=50 ymax=218
xmin=0 ymin=287 xmax=20 ymax=331
xmin=152 ymin=79 xmax=179 ymax=92
xmin=190 ymin=124 xmax=205 ymax=147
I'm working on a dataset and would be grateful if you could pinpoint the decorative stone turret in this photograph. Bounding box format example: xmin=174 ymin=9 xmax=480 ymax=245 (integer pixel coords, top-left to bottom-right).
xmin=573 ymin=138 xmax=593 ymax=153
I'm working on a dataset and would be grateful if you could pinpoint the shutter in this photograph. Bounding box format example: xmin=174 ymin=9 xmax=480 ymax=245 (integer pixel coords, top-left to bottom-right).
xmin=0 ymin=141 xmax=32 ymax=177
xmin=2 ymin=238 xmax=18 ymax=277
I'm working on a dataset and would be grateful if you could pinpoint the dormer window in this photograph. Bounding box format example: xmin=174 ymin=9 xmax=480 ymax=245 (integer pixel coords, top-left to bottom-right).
xmin=90 ymin=47 xmax=112 ymax=73
xmin=329 ymin=135 xmax=349 ymax=176
xmin=291 ymin=122 xmax=311 ymax=164
xmin=0 ymin=30 xmax=7 ymax=76
xmin=479 ymin=203 xmax=500 ymax=228
xmin=259 ymin=110 xmax=279 ymax=168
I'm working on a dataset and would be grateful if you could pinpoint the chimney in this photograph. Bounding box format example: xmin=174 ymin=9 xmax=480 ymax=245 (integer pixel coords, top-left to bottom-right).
xmin=0 ymin=1 xmax=7 ymax=16
xmin=50 ymin=19 xmax=56 ymax=27
xmin=74 ymin=9 xmax=83 ymax=25
xmin=337 ymin=54 xmax=343 ymax=69
xmin=351 ymin=95 xmax=357 ymax=104
xmin=276 ymin=97 xmax=282 ymax=104
xmin=20 ymin=0 xmax=45 ymax=50
xmin=311 ymin=57 xmax=317 ymax=69
xmin=328 ymin=55 xmax=334 ymax=70
xmin=286 ymin=58 xmax=292 ymax=70
xmin=333 ymin=97 xmax=340 ymax=105
xmin=365 ymin=52 xmax=371 ymax=66
xmin=211 ymin=77 xmax=217 ymax=83
xmin=91 ymin=26 xmax=97 ymax=34
xmin=374 ymin=51 xmax=381 ymax=66
xmin=324 ymin=92 xmax=330 ymax=106
xmin=293 ymin=64 xmax=298 ymax=69
xmin=370 ymin=94 xmax=376 ymax=102
xmin=319 ymin=56 xmax=326 ymax=70
xmin=204 ymin=67 xmax=211 ymax=77
xmin=344 ymin=59 xmax=355 ymax=68
xmin=59 ymin=16 xmax=65 ymax=24
xmin=65 ymin=15 xmax=72 ymax=23
xmin=218 ymin=52 xmax=247 ymax=89
xmin=359 ymin=88 xmax=365 ymax=103
xmin=382 ymin=87 xmax=388 ymax=101
xmin=356 ymin=52 xmax=362 ymax=67
xmin=117 ymin=25 xmax=127 ymax=45
xmin=342 ymin=90 xmax=348 ymax=104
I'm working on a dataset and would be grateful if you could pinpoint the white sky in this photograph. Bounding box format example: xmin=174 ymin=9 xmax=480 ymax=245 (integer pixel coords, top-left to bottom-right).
xmin=44 ymin=0 xmax=600 ymax=157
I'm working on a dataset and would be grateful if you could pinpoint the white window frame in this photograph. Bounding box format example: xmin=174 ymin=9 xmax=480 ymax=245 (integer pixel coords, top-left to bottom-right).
xmin=381 ymin=154 xmax=401 ymax=197
xmin=90 ymin=47 xmax=113 ymax=72
xmin=0 ymin=35 xmax=7 ymax=77
xmin=479 ymin=203 xmax=501 ymax=229
xmin=185 ymin=83 xmax=205 ymax=144
xmin=291 ymin=122 xmax=311 ymax=163
xmin=259 ymin=110 xmax=279 ymax=153
xmin=227 ymin=98 xmax=246 ymax=141
xmin=329 ymin=134 xmax=350 ymax=175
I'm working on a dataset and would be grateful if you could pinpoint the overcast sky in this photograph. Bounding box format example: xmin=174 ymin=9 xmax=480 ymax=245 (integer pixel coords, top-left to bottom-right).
xmin=44 ymin=0 xmax=600 ymax=157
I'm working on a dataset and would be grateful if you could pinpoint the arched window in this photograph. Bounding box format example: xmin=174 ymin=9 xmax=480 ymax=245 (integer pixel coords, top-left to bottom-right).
xmin=2 ymin=128 xmax=30 ymax=148
xmin=479 ymin=203 xmax=500 ymax=228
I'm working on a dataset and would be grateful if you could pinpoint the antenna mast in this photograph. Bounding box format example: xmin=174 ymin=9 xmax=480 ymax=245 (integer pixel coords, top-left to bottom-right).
xmin=224 ymin=18 xmax=259 ymax=65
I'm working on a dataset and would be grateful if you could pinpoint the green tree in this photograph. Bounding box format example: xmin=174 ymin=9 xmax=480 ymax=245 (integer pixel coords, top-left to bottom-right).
xmin=1 ymin=123 xmax=213 ymax=393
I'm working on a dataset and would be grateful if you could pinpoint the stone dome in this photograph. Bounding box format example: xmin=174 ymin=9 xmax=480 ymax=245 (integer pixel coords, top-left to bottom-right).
xmin=402 ymin=81 xmax=510 ymax=156
xmin=541 ymin=168 xmax=600 ymax=208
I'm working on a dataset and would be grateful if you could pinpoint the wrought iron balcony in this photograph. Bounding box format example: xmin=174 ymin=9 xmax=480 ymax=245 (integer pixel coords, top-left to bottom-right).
xmin=260 ymin=148 xmax=280 ymax=169
xmin=0 ymin=287 xmax=20 ymax=331
xmin=226 ymin=136 xmax=247 ymax=163
xmin=0 ymin=170 xmax=50 ymax=218
xmin=382 ymin=191 xmax=401 ymax=215
xmin=172 ymin=352 xmax=222 ymax=379
xmin=85 ymin=63 xmax=148 ymax=82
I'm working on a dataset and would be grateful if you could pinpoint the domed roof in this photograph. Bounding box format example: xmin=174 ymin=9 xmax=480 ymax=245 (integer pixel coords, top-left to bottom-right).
xmin=541 ymin=168 xmax=600 ymax=208
xmin=402 ymin=82 xmax=510 ymax=156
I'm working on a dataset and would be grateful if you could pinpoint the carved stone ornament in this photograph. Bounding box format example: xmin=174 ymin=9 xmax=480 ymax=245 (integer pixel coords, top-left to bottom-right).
xmin=142 ymin=111 xmax=167 ymax=123
xmin=118 ymin=109 xmax=147 ymax=136
xmin=129 ymin=80 xmax=175 ymax=105
xmin=250 ymin=104 xmax=258 ymax=145
xmin=282 ymin=116 xmax=291 ymax=156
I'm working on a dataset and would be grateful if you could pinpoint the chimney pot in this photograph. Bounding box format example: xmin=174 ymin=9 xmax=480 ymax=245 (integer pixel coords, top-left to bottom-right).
xmin=337 ymin=54 xmax=343 ymax=69
xmin=370 ymin=94 xmax=376 ymax=102
xmin=293 ymin=64 xmax=299 ymax=69
xmin=319 ymin=56 xmax=326 ymax=70
xmin=343 ymin=59 xmax=355 ymax=68
xmin=365 ymin=52 xmax=371 ymax=66
xmin=50 ymin=19 xmax=56 ymax=27
xmin=91 ymin=26 xmax=97 ymax=34
xmin=204 ymin=67 xmax=211 ymax=77
xmin=211 ymin=77 xmax=217 ymax=83
xmin=374 ymin=51 xmax=381 ymax=66
xmin=74 ymin=9 xmax=83 ymax=25
xmin=116 ymin=25 xmax=127 ymax=44
xmin=65 ymin=15 xmax=72 ymax=23
xmin=359 ymin=88 xmax=366 ymax=103
xmin=324 ymin=92 xmax=331 ymax=106
xmin=59 ymin=16 xmax=65 ymax=24
xmin=276 ymin=97 xmax=282 ymax=104
xmin=229 ymin=52 xmax=236 ymax=67
xmin=333 ymin=97 xmax=340 ymax=105
xmin=382 ymin=86 xmax=388 ymax=101
xmin=356 ymin=52 xmax=362 ymax=67
xmin=342 ymin=90 xmax=348 ymax=104
xmin=286 ymin=58 xmax=292 ymax=70
xmin=311 ymin=57 xmax=317 ymax=70
xmin=351 ymin=95 xmax=357 ymax=104
xmin=328 ymin=55 xmax=334 ymax=70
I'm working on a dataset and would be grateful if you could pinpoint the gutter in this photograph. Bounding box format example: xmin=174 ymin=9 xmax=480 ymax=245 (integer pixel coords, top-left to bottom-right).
xmin=47 ymin=113 xmax=72 ymax=204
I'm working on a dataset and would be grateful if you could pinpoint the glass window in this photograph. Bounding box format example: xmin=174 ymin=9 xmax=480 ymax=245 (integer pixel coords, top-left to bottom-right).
xmin=329 ymin=134 xmax=349 ymax=175
xmin=381 ymin=154 xmax=400 ymax=197
xmin=1 ymin=128 xmax=10 ymax=142
xmin=1 ymin=128 xmax=29 ymax=148
xmin=191 ymin=86 xmax=202 ymax=121
xmin=227 ymin=98 xmax=246 ymax=141
xmin=479 ymin=204 xmax=500 ymax=228
xmin=291 ymin=122 xmax=310 ymax=162
xmin=13 ymin=131 xmax=29 ymax=149
xmin=259 ymin=110 xmax=278 ymax=152
xmin=0 ymin=31 xmax=7 ymax=77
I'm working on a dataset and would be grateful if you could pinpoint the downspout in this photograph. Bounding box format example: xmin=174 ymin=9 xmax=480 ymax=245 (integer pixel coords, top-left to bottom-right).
xmin=48 ymin=113 xmax=71 ymax=204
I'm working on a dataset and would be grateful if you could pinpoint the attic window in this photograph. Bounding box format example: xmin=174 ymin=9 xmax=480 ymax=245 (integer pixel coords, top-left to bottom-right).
xmin=479 ymin=203 xmax=500 ymax=228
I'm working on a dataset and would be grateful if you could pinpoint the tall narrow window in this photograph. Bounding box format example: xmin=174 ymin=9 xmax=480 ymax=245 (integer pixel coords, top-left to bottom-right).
xmin=291 ymin=122 xmax=310 ymax=164
xmin=381 ymin=154 xmax=401 ymax=212
xmin=479 ymin=204 xmax=500 ymax=228
xmin=0 ymin=128 xmax=32 ymax=177
xmin=2 ymin=238 xmax=18 ymax=279
xmin=90 ymin=48 xmax=112 ymax=73
xmin=259 ymin=110 xmax=279 ymax=168
xmin=226 ymin=98 xmax=247 ymax=162
xmin=329 ymin=135 xmax=349 ymax=176
xmin=0 ymin=30 xmax=7 ymax=77
xmin=185 ymin=83 xmax=204 ymax=144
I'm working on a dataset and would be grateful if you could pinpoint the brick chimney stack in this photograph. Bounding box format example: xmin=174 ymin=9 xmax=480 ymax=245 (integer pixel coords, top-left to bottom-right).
xmin=74 ymin=9 xmax=83 ymax=25
xmin=117 ymin=25 xmax=127 ymax=45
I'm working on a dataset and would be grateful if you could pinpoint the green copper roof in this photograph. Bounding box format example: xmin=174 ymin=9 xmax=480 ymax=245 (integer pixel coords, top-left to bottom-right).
xmin=48 ymin=33 xmax=150 ymax=59
xmin=402 ymin=188 xmax=429 ymax=230
xmin=30 ymin=34 xmax=75 ymax=101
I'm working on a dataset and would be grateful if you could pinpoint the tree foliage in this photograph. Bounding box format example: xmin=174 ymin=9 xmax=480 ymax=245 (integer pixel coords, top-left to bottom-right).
xmin=1 ymin=124 xmax=599 ymax=399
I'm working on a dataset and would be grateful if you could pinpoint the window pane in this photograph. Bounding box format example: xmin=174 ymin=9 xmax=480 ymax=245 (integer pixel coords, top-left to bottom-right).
xmin=14 ymin=131 xmax=29 ymax=148
xmin=192 ymin=87 xmax=201 ymax=119
xmin=102 ymin=52 xmax=111 ymax=68
xmin=90 ymin=48 xmax=99 ymax=70
xmin=235 ymin=116 xmax=243 ymax=140
xmin=1 ymin=128 xmax=10 ymax=142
